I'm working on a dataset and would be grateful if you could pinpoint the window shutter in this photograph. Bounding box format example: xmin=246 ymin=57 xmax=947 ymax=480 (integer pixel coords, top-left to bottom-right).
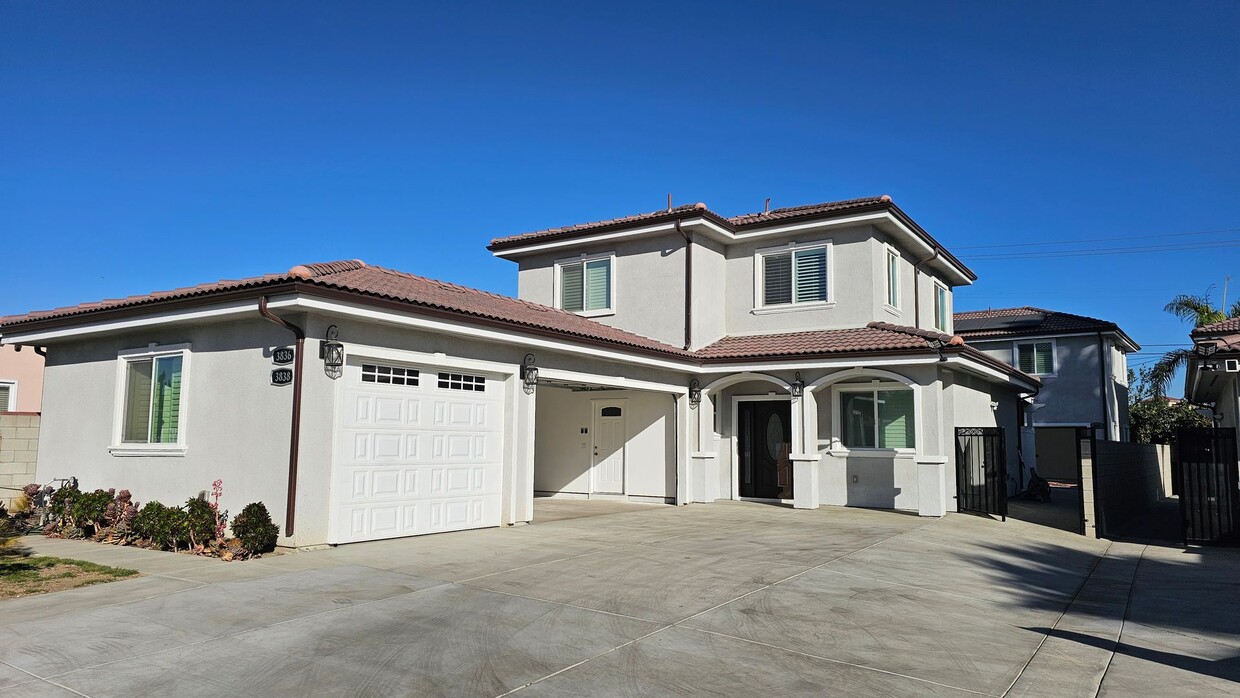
xmin=584 ymin=259 xmax=611 ymax=311
xmin=1035 ymin=342 xmax=1054 ymax=374
xmin=878 ymin=390 xmax=915 ymax=448
xmin=793 ymin=248 xmax=827 ymax=303
xmin=763 ymin=253 xmax=792 ymax=305
xmin=560 ymin=263 xmax=584 ymax=312
xmin=0 ymin=386 xmax=9 ymax=412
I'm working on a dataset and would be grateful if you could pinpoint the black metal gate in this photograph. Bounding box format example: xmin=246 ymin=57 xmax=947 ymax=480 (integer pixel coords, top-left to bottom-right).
xmin=956 ymin=427 xmax=1007 ymax=519
xmin=1176 ymin=428 xmax=1239 ymax=546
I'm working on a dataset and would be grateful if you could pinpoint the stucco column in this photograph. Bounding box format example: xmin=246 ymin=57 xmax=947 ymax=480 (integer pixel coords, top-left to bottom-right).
xmin=676 ymin=393 xmax=692 ymax=505
xmin=916 ymin=458 xmax=947 ymax=517
xmin=790 ymin=394 xmax=820 ymax=509
xmin=511 ymin=381 xmax=537 ymax=524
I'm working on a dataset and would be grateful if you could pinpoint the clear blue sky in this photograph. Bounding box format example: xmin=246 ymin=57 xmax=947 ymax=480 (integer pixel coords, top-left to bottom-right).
xmin=3 ymin=1 xmax=1238 ymax=388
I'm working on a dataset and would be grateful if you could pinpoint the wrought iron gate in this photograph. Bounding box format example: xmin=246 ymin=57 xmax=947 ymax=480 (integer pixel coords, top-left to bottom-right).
xmin=1176 ymin=428 xmax=1238 ymax=546
xmin=956 ymin=427 xmax=1007 ymax=519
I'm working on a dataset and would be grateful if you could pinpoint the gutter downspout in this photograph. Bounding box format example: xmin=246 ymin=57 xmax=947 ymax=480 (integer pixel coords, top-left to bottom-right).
xmin=1096 ymin=332 xmax=1110 ymax=442
xmin=258 ymin=297 xmax=305 ymax=537
xmin=676 ymin=219 xmax=692 ymax=350
xmin=913 ymin=249 xmax=939 ymax=329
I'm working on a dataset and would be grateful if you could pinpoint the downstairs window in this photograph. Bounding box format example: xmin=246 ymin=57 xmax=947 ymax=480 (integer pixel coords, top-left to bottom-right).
xmin=839 ymin=388 xmax=915 ymax=449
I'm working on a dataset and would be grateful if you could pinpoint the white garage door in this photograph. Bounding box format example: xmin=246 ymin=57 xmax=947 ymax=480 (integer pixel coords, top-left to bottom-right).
xmin=331 ymin=359 xmax=506 ymax=543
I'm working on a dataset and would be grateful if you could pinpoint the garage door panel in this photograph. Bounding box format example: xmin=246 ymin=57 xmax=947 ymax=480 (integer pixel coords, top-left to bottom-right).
xmin=333 ymin=362 xmax=505 ymax=544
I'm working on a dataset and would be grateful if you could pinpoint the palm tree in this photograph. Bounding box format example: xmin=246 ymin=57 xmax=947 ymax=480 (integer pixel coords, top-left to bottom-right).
xmin=1148 ymin=286 xmax=1240 ymax=396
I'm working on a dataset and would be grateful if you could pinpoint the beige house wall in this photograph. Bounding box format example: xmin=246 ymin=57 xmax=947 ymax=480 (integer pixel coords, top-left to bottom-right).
xmin=0 ymin=343 xmax=45 ymax=413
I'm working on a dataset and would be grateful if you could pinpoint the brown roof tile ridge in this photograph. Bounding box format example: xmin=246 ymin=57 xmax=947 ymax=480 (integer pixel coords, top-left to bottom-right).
xmin=866 ymin=321 xmax=965 ymax=345
xmin=290 ymin=260 xmax=367 ymax=279
xmin=491 ymin=203 xmax=708 ymax=246
xmin=953 ymin=306 xmax=1040 ymax=318
xmin=727 ymin=195 xmax=888 ymax=222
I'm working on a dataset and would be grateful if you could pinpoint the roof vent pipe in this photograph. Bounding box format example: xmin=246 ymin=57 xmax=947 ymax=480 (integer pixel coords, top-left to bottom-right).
xmin=667 ymin=193 xmax=672 ymax=212
xmin=764 ymin=198 xmax=771 ymax=214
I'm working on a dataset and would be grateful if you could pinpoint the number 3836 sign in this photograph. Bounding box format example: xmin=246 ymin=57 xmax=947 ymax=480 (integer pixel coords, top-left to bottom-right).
xmin=271 ymin=368 xmax=294 ymax=386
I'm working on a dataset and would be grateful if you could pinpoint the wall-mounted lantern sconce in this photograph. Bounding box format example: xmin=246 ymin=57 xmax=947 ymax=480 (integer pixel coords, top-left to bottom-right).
xmin=321 ymin=325 xmax=345 ymax=379
xmin=688 ymin=379 xmax=701 ymax=408
xmin=522 ymin=353 xmax=539 ymax=395
xmin=791 ymin=372 xmax=804 ymax=398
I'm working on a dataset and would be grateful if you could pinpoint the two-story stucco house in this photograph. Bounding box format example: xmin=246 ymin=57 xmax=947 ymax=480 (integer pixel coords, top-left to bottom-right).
xmin=954 ymin=307 xmax=1138 ymax=482
xmin=0 ymin=196 xmax=1039 ymax=547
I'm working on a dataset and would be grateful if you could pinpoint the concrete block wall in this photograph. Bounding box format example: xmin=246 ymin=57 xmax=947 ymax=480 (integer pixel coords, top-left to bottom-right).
xmin=0 ymin=413 xmax=40 ymax=509
xmin=1088 ymin=440 xmax=1164 ymax=539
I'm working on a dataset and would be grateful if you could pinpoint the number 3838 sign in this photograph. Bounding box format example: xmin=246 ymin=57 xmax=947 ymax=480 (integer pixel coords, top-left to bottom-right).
xmin=271 ymin=368 xmax=294 ymax=386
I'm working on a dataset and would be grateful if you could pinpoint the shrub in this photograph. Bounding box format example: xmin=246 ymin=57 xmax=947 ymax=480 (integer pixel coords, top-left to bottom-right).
xmin=46 ymin=483 xmax=79 ymax=530
xmin=184 ymin=494 xmax=220 ymax=548
xmin=132 ymin=501 xmax=190 ymax=551
xmin=70 ymin=489 xmax=115 ymax=535
xmin=104 ymin=490 xmax=139 ymax=537
xmin=231 ymin=502 xmax=279 ymax=555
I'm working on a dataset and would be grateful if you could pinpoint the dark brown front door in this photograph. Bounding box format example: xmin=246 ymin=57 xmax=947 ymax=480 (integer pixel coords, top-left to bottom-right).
xmin=738 ymin=400 xmax=793 ymax=499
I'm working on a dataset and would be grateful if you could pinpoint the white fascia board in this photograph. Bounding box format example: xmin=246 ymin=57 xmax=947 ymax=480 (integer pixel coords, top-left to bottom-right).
xmin=944 ymin=355 xmax=1040 ymax=391
xmin=292 ymin=296 xmax=698 ymax=373
xmin=539 ymin=367 xmax=688 ymax=395
xmin=490 ymin=222 xmax=678 ymax=258
xmin=700 ymin=355 xmax=940 ymax=374
xmin=0 ymin=298 xmax=292 ymax=345
xmin=968 ymin=330 xmax=1139 ymax=353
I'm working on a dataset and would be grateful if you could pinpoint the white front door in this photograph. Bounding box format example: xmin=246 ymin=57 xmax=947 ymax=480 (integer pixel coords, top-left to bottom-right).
xmin=592 ymin=402 xmax=626 ymax=494
xmin=331 ymin=359 xmax=505 ymax=543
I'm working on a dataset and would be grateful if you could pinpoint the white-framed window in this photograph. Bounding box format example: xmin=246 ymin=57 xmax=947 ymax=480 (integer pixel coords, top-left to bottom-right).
xmin=1016 ymin=340 xmax=1056 ymax=376
xmin=755 ymin=240 xmax=831 ymax=309
xmin=885 ymin=246 xmax=900 ymax=309
xmin=438 ymin=372 xmax=485 ymax=392
xmin=555 ymin=252 xmax=614 ymax=316
xmin=933 ymin=282 xmax=950 ymax=333
xmin=361 ymin=363 xmax=419 ymax=386
xmin=0 ymin=381 xmax=15 ymax=412
xmin=112 ymin=343 xmax=190 ymax=455
xmin=837 ymin=384 xmax=916 ymax=450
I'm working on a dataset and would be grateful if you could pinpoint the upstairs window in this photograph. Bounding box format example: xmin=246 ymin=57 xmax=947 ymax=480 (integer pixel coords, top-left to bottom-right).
xmin=759 ymin=242 xmax=829 ymax=307
xmin=118 ymin=347 xmax=187 ymax=446
xmin=1017 ymin=341 xmax=1055 ymax=376
xmin=885 ymin=248 xmax=900 ymax=308
xmin=934 ymin=283 xmax=950 ymax=332
xmin=558 ymin=254 xmax=613 ymax=315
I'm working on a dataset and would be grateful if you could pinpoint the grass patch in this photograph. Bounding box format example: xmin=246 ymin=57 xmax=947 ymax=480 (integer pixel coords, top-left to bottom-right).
xmin=0 ymin=556 xmax=139 ymax=598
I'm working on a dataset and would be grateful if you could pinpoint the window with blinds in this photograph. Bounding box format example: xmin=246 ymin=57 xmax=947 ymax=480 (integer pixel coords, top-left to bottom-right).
xmin=1018 ymin=341 xmax=1055 ymax=375
xmin=839 ymin=387 xmax=915 ymax=449
xmin=0 ymin=385 xmax=10 ymax=412
xmin=934 ymin=284 xmax=949 ymax=332
xmin=761 ymin=244 xmax=828 ymax=306
xmin=559 ymin=257 xmax=612 ymax=313
xmin=122 ymin=353 xmax=184 ymax=444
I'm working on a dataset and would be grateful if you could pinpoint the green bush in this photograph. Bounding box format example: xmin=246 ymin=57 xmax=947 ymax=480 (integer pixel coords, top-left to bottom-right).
xmin=183 ymin=494 xmax=218 ymax=548
xmin=47 ymin=483 xmax=79 ymax=529
xmin=231 ymin=502 xmax=279 ymax=554
xmin=71 ymin=489 xmax=115 ymax=535
xmin=132 ymin=501 xmax=190 ymax=551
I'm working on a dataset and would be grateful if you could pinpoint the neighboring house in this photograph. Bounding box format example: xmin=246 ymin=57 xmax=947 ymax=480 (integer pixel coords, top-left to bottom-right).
xmin=954 ymin=307 xmax=1139 ymax=482
xmin=0 ymin=196 xmax=1039 ymax=547
xmin=1185 ymin=316 xmax=1240 ymax=431
xmin=0 ymin=340 xmax=44 ymax=413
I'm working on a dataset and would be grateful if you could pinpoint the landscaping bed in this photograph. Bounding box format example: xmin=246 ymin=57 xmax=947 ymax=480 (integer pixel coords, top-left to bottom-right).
xmin=0 ymin=555 xmax=138 ymax=599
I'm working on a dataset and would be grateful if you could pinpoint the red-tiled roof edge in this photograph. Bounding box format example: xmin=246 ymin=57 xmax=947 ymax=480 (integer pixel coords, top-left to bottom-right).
xmin=866 ymin=321 xmax=965 ymax=345
xmin=1191 ymin=316 xmax=1240 ymax=337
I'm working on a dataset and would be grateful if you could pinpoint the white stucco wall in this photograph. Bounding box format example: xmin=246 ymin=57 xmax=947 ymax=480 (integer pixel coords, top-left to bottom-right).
xmin=533 ymin=386 xmax=675 ymax=500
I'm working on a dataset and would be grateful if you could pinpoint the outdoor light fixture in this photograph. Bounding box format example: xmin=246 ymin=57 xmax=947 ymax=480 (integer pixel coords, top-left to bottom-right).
xmin=688 ymin=379 xmax=701 ymax=408
xmin=1195 ymin=343 xmax=1218 ymax=357
xmin=321 ymin=325 xmax=344 ymax=379
xmin=791 ymin=372 xmax=804 ymax=398
xmin=522 ymin=353 xmax=539 ymax=394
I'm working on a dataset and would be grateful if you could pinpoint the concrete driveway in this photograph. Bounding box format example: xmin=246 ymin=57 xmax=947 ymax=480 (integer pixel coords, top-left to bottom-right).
xmin=1 ymin=500 xmax=1236 ymax=697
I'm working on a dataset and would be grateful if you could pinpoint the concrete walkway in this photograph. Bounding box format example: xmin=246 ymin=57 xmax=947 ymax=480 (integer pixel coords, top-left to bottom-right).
xmin=0 ymin=501 xmax=1235 ymax=696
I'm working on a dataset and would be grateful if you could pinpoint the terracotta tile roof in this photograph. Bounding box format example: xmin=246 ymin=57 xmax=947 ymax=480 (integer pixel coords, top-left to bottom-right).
xmin=1192 ymin=316 xmax=1240 ymax=337
xmin=0 ymin=260 xmax=1034 ymax=385
xmin=487 ymin=203 xmax=714 ymax=249
xmin=725 ymin=196 xmax=890 ymax=226
xmin=954 ymin=306 xmax=1123 ymax=338
xmin=696 ymin=322 xmax=961 ymax=360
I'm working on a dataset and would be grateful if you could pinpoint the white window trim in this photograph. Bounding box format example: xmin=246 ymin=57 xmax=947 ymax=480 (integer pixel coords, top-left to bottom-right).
xmin=753 ymin=239 xmax=834 ymax=310
xmin=884 ymin=244 xmax=901 ymax=313
xmin=933 ymin=280 xmax=951 ymax=333
xmin=110 ymin=343 xmax=192 ymax=457
xmin=0 ymin=380 xmax=16 ymax=413
xmin=1014 ymin=338 xmax=1058 ymax=378
xmin=553 ymin=251 xmax=617 ymax=318
xmin=829 ymin=381 xmax=918 ymax=456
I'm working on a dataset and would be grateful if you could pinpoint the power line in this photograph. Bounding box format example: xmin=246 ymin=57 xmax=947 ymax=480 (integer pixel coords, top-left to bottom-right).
xmin=954 ymin=226 xmax=1240 ymax=250
xmin=962 ymin=239 xmax=1240 ymax=261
